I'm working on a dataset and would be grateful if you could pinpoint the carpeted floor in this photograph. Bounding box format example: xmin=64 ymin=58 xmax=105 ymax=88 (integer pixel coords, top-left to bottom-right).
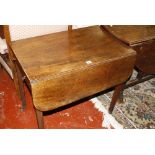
xmin=97 ymin=70 xmax=155 ymax=129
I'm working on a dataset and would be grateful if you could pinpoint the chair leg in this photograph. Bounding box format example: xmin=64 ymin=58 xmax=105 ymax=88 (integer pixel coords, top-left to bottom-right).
xmin=35 ymin=108 xmax=44 ymax=129
xmin=15 ymin=62 xmax=26 ymax=111
xmin=109 ymin=83 xmax=125 ymax=114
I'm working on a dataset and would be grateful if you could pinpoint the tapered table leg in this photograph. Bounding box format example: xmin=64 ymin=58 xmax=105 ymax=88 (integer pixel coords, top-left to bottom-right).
xmin=109 ymin=83 xmax=124 ymax=114
xmin=35 ymin=109 xmax=44 ymax=129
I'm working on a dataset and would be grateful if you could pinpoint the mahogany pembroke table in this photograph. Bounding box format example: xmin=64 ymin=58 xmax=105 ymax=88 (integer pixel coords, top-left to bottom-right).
xmin=3 ymin=25 xmax=136 ymax=128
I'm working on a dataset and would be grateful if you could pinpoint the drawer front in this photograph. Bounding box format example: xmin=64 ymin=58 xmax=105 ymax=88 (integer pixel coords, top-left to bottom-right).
xmin=133 ymin=39 xmax=155 ymax=74
xmin=31 ymin=55 xmax=135 ymax=111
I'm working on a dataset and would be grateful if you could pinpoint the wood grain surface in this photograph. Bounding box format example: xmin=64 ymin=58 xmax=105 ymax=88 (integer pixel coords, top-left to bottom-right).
xmin=10 ymin=26 xmax=136 ymax=111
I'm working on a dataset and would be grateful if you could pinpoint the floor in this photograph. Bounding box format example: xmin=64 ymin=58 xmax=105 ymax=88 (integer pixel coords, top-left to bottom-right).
xmin=0 ymin=68 xmax=104 ymax=129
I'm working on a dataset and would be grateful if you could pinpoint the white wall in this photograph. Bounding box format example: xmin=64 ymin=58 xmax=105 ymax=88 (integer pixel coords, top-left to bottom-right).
xmin=9 ymin=25 xmax=68 ymax=41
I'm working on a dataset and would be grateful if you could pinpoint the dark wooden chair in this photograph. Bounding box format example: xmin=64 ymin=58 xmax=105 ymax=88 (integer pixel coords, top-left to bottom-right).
xmin=3 ymin=25 xmax=136 ymax=128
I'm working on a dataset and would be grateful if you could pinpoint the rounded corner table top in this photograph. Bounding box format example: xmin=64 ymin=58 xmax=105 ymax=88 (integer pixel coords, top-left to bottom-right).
xmin=10 ymin=26 xmax=136 ymax=111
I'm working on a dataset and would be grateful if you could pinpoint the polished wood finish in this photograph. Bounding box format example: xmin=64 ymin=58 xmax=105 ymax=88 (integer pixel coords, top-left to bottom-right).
xmin=5 ymin=25 xmax=137 ymax=128
xmin=10 ymin=26 xmax=136 ymax=112
xmin=103 ymin=25 xmax=155 ymax=74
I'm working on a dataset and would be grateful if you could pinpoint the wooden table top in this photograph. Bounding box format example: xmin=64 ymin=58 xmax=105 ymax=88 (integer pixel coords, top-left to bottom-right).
xmin=11 ymin=26 xmax=134 ymax=83
xmin=103 ymin=25 xmax=155 ymax=45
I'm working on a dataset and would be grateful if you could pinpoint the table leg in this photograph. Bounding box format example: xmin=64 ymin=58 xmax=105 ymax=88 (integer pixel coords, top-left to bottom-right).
xmin=109 ymin=83 xmax=125 ymax=114
xmin=35 ymin=108 xmax=44 ymax=129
